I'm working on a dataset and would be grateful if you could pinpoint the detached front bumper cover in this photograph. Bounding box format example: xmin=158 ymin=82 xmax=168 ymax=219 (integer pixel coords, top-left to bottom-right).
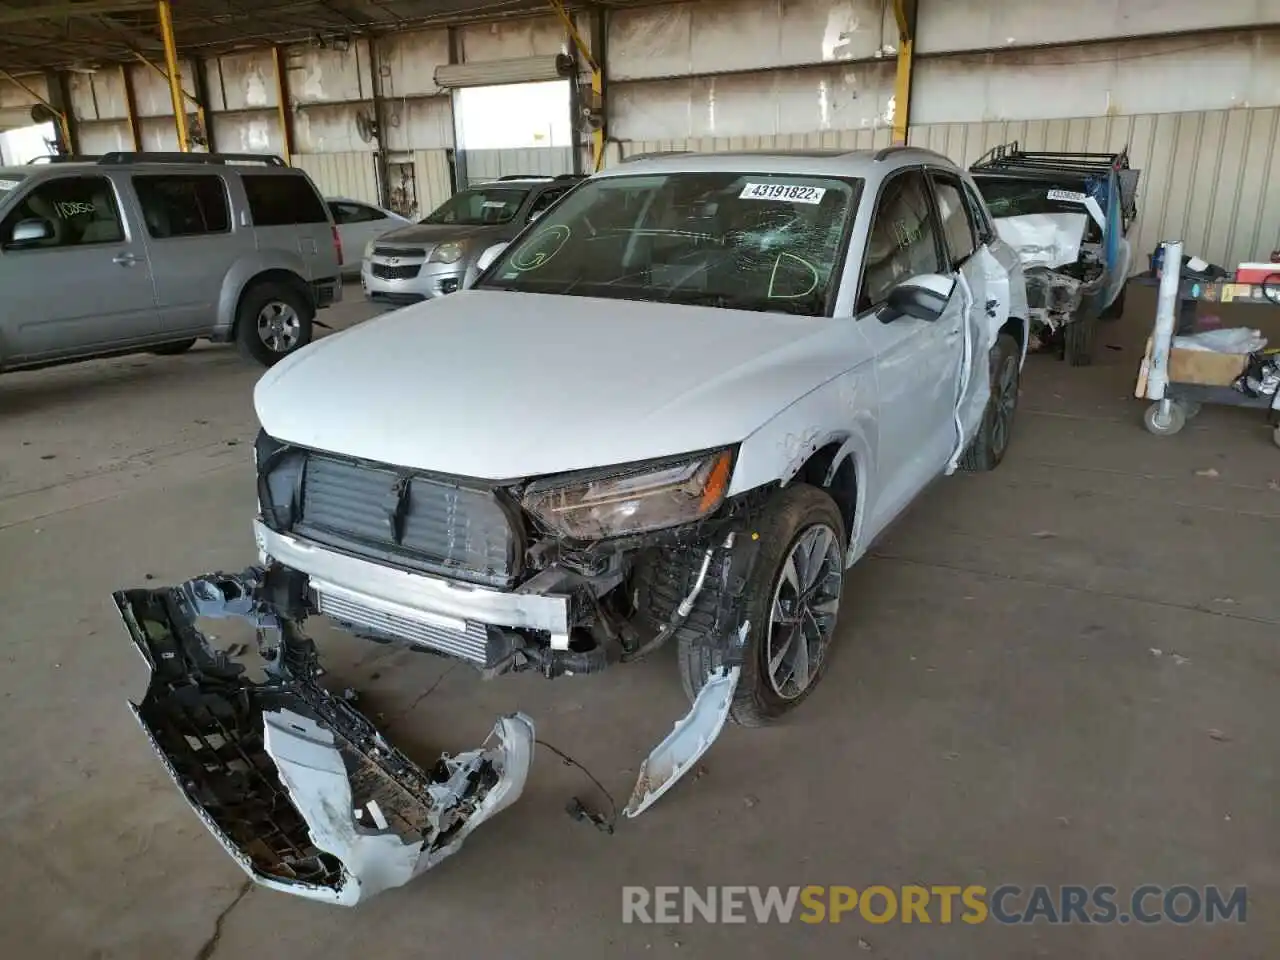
xmin=117 ymin=570 xmax=534 ymax=906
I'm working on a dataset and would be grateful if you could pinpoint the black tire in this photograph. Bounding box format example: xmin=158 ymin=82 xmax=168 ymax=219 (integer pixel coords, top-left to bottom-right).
xmin=677 ymin=484 xmax=846 ymax=727
xmin=150 ymin=338 xmax=197 ymax=356
xmin=959 ymin=332 xmax=1021 ymax=472
xmin=1099 ymin=283 xmax=1127 ymax=322
xmin=1064 ymin=313 xmax=1097 ymax=366
xmin=235 ymin=280 xmax=314 ymax=367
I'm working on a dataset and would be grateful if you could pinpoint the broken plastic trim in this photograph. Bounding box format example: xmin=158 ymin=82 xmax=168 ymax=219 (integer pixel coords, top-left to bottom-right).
xmin=116 ymin=571 xmax=534 ymax=906
xmin=624 ymin=663 xmax=742 ymax=817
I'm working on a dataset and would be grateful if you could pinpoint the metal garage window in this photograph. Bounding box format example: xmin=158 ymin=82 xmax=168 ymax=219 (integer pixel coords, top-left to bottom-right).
xmin=132 ymin=174 xmax=230 ymax=239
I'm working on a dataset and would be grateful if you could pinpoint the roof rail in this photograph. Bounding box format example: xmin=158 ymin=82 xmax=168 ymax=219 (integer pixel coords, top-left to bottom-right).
xmin=495 ymin=173 xmax=553 ymax=181
xmin=96 ymin=151 xmax=286 ymax=167
xmin=970 ymin=140 xmax=1130 ymax=174
xmin=552 ymin=173 xmax=583 ymax=180
xmin=27 ymin=153 xmax=103 ymax=164
xmin=619 ymin=150 xmax=693 ymax=164
xmin=872 ymin=144 xmax=952 ymax=163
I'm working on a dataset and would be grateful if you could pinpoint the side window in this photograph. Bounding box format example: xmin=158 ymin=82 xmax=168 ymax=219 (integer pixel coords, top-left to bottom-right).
xmin=349 ymin=203 xmax=386 ymax=223
xmin=331 ymin=202 xmax=384 ymax=224
xmin=859 ymin=169 xmax=945 ymax=311
xmin=528 ymin=187 xmax=567 ymax=218
xmin=0 ymin=176 xmax=125 ymax=249
xmin=132 ymin=174 xmax=230 ymax=239
xmin=961 ymin=181 xmax=995 ymax=244
xmin=930 ymin=173 xmax=978 ymax=267
xmin=241 ymin=173 xmax=328 ymax=226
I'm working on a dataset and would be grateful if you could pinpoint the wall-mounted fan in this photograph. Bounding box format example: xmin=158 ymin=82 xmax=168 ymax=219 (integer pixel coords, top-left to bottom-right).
xmin=355 ymin=110 xmax=379 ymax=144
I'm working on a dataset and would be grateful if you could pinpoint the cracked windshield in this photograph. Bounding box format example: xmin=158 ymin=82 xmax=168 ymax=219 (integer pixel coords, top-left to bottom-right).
xmin=478 ymin=172 xmax=861 ymax=316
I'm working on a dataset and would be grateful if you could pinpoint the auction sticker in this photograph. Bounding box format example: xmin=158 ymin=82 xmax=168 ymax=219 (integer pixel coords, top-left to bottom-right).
xmin=1046 ymin=189 xmax=1089 ymax=203
xmin=740 ymin=182 xmax=826 ymax=204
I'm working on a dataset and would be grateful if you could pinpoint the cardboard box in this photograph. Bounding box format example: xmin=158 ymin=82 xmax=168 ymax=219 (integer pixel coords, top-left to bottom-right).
xmin=1167 ymin=347 xmax=1247 ymax=386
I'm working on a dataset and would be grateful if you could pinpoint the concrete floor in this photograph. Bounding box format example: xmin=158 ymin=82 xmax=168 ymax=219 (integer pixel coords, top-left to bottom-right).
xmin=0 ymin=287 xmax=1276 ymax=959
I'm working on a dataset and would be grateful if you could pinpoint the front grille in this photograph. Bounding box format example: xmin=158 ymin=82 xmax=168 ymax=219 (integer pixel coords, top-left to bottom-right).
xmin=314 ymin=584 xmax=491 ymax=664
xmin=290 ymin=453 xmax=518 ymax=587
xmin=371 ymin=262 xmax=422 ymax=280
xmin=368 ymin=292 xmax=426 ymax=306
xmin=373 ymin=245 xmax=425 ymax=258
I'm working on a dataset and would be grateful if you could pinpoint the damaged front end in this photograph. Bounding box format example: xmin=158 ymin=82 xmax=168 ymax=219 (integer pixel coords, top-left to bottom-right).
xmin=118 ymin=569 xmax=533 ymax=906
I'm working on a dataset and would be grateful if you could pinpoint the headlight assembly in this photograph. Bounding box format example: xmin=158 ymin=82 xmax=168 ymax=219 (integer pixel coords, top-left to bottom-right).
xmin=521 ymin=449 xmax=735 ymax=540
xmin=363 ymin=238 xmax=377 ymax=260
xmin=429 ymin=241 xmax=464 ymax=264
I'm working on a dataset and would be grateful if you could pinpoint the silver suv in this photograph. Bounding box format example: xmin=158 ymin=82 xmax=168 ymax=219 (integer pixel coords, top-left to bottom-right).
xmin=0 ymin=152 xmax=343 ymax=370
xmin=361 ymin=174 xmax=581 ymax=307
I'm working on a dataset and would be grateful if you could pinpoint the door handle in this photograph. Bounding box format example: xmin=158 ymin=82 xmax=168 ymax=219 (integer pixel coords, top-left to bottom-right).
xmin=112 ymin=252 xmax=140 ymax=267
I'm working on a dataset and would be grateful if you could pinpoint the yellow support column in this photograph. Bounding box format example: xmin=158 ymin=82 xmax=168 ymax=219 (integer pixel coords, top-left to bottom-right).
xmin=891 ymin=0 xmax=917 ymax=146
xmin=156 ymin=0 xmax=189 ymax=151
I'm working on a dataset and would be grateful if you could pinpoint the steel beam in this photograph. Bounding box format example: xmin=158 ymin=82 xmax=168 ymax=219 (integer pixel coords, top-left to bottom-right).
xmin=549 ymin=0 xmax=604 ymax=172
xmin=891 ymin=0 xmax=917 ymax=145
xmin=0 ymin=1 xmax=152 ymax=24
xmin=120 ymin=63 xmax=141 ymax=150
xmin=156 ymin=0 xmax=189 ymax=151
xmin=0 ymin=68 xmax=73 ymax=152
xmin=272 ymin=46 xmax=295 ymax=165
xmin=365 ymin=34 xmax=391 ymax=207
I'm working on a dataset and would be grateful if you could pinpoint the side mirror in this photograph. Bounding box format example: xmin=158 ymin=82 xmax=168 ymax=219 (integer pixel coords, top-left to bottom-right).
xmin=474 ymin=241 xmax=508 ymax=275
xmin=880 ymin=274 xmax=955 ymax=323
xmin=8 ymin=218 xmax=53 ymax=247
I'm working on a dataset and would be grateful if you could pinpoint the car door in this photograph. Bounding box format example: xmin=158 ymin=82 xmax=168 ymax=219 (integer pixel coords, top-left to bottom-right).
xmin=0 ymin=172 xmax=160 ymax=362
xmin=853 ymin=167 xmax=966 ymax=534
xmin=131 ymin=172 xmax=238 ymax=336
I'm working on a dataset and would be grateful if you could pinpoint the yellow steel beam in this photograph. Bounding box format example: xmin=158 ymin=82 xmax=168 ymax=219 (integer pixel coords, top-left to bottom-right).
xmin=0 ymin=68 xmax=72 ymax=151
xmin=548 ymin=0 xmax=604 ymax=172
xmin=120 ymin=63 xmax=141 ymax=151
xmin=272 ymin=46 xmax=294 ymax=165
xmin=891 ymin=0 xmax=917 ymax=145
xmin=133 ymin=51 xmax=207 ymax=149
xmin=156 ymin=0 xmax=189 ymax=150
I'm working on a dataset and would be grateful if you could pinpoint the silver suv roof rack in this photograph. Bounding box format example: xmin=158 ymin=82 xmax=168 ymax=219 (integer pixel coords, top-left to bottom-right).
xmin=97 ymin=151 xmax=287 ymax=167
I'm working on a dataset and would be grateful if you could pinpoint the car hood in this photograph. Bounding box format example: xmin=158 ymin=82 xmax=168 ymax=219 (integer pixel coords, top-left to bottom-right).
xmin=374 ymin=223 xmax=503 ymax=247
xmin=255 ymin=291 xmax=863 ymax=481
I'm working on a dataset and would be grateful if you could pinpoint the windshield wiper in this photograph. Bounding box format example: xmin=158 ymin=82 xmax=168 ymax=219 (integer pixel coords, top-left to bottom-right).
xmin=665 ymin=290 xmax=825 ymax=316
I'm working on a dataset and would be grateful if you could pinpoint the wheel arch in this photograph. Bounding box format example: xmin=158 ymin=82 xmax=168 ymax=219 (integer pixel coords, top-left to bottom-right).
xmin=1002 ymin=315 xmax=1029 ymax=366
xmin=216 ymin=256 xmax=313 ymax=339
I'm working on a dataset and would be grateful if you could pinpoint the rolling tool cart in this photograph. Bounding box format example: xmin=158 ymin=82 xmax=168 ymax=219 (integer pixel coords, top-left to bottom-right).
xmin=1134 ymin=240 xmax=1280 ymax=445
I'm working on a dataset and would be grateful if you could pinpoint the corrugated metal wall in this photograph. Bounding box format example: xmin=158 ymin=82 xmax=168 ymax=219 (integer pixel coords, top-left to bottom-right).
xmin=413 ymin=149 xmax=454 ymax=215
xmin=293 ymin=151 xmax=379 ymax=202
xmin=462 ymin=146 xmax=576 ymax=182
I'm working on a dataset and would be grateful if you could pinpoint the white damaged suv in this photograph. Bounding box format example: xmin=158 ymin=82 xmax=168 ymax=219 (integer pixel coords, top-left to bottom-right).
xmin=119 ymin=148 xmax=1027 ymax=904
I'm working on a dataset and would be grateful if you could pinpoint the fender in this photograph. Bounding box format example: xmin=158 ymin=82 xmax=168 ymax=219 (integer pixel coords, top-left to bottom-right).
xmin=728 ymin=364 xmax=878 ymax=567
xmin=214 ymin=252 xmax=313 ymax=338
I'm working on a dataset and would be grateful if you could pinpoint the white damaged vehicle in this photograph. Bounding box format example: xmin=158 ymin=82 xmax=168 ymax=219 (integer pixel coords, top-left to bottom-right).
xmin=120 ymin=147 xmax=1028 ymax=904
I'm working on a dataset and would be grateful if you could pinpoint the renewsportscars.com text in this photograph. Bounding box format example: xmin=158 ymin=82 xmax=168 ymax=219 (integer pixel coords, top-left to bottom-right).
xmin=622 ymin=885 xmax=1247 ymax=925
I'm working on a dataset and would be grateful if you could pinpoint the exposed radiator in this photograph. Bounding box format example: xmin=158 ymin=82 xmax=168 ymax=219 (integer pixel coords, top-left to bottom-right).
xmin=313 ymin=582 xmax=491 ymax=665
